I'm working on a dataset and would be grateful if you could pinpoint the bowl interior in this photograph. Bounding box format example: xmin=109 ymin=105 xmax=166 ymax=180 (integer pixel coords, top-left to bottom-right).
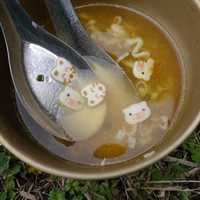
xmin=0 ymin=0 xmax=200 ymax=179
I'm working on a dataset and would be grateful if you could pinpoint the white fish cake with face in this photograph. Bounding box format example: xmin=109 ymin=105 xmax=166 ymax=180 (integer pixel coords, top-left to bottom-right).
xmin=123 ymin=101 xmax=151 ymax=125
xmin=133 ymin=58 xmax=154 ymax=81
xmin=81 ymin=82 xmax=106 ymax=107
xmin=59 ymin=87 xmax=85 ymax=111
xmin=51 ymin=57 xmax=76 ymax=84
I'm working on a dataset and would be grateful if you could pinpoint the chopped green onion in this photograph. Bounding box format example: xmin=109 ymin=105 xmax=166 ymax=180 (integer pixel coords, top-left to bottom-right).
xmin=36 ymin=74 xmax=44 ymax=82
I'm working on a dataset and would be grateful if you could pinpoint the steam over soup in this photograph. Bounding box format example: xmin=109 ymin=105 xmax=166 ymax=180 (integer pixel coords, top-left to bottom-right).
xmin=18 ymin=4 xmax=183 ymax=166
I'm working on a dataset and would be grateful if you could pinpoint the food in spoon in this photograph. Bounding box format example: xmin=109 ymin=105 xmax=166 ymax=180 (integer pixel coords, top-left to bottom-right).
xmin=51 ymin=57 xmax=76 ymax=84
xmin=59 ymin=86 xmax=85 ymax=111
xmin=57 ymin=103 xmax=107 ymax=141
xmin=50 ymin=55 xmax=108 ymax=140
xmin=81 ymin=82 xmax=106 ymax=107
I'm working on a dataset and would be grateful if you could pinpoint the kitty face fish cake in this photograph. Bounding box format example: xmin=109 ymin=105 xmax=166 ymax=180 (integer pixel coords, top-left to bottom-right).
xmin=51 ymin=57 xmax=76 ymax=84
xmin=123 ymin=101 xmax=151 ymax=125
xmin=81 ymin=82 xmax=106 ymax=107
xmin=59 ymin=87 xmax=85 ymax=111
xmin=133 ymin=58 xmax=154 ymax=81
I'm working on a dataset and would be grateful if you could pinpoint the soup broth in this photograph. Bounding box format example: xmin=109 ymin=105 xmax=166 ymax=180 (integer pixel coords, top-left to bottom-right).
xmin=17 ymin=3 xmax=183 ymax=166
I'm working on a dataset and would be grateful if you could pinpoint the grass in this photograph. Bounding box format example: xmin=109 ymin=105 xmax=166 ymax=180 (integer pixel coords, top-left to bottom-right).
xmin=0 ymin=126 xmax=200 ymax=200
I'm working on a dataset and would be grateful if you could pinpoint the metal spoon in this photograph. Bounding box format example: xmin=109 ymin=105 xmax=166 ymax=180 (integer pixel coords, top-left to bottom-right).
xmin=0 ymin=0 xmax=107 ymax=141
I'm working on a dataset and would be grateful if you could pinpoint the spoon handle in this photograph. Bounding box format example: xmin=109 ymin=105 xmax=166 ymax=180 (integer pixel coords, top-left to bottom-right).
xmin=45 ymin=0 xmax=80 ymax=46
xmin=45 ymin=0 xmax=112 ymax=62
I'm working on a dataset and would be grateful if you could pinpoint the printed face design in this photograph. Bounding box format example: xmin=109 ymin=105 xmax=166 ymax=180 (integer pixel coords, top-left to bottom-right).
xmin=133 ymin=58 xmax=154 ymax=81
xmin=81 ymin=83 xmax=106 ymax=107
xmin=59 ymin=87 xmax=84 ymax=111
xmin=123 ymin=101 xmax=151 ymax=125
xmin=51 ymin=57 xmax=76 ymax=84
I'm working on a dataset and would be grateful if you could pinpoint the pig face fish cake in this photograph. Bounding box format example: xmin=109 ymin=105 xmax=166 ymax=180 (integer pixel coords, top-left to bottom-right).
xmin=81 ymin=83 xmax=106 ymax=107
xmin=133 ymin=58 xmax=154 ymax=81
xmin=123 ymin=101 xmax=151 ymax=125
xmin=59 ymin=87 xmax=85 ymax=111
xmin=51 ymin=57 xmax=76 ymax=84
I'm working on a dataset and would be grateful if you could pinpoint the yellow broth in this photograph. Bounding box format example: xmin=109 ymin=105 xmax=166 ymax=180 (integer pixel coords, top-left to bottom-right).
xmin=78 ymin=5 xmax=181 ymax=107
xmin=19 ymin=2 xmax=183 ymax=166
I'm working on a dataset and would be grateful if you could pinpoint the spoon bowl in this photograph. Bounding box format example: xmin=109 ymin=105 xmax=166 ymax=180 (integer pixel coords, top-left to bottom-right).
xmin=0 ymin=0 xmax=107 ymax=141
